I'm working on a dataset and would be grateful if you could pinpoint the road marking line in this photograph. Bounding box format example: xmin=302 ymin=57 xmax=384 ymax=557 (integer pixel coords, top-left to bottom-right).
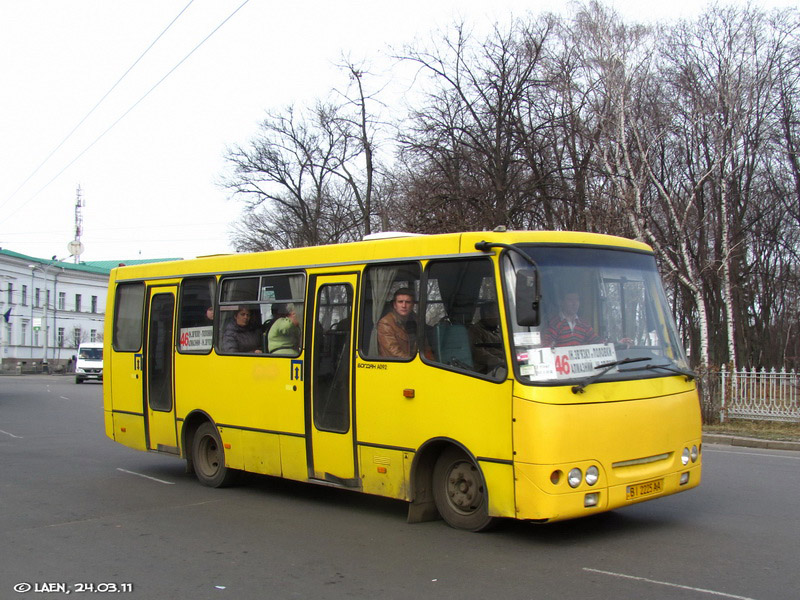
xmin=583 ymin=568 xmax=756 ymax=600
xmin=0 ymin=429 xmax=22 ymax=439
xmin=117 ymin=468 xmax=175 ymax=485
xmin=705 ymin=447 xmax=800 ymax=460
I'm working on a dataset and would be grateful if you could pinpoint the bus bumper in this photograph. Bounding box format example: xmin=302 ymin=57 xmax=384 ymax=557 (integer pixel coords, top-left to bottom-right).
xmin=514 ymin=462 xmax=702 ymax=522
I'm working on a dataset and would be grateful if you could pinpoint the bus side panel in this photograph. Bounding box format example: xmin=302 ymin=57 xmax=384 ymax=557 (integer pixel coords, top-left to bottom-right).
xmin=355 ymin=360 xmax=516 ymax=514
xmin=359 ymin=446 xmax=408 ymax=499
xmin=174 ymin=355 xmax=306 ymax=441
xmin=106 ymin=349 xmax=147 ymax=450
xmin=241 ymin=430 xmax=282 ymax=477
xmin=479 ymin=461 xmax=517 ymax=519
xmin=217 ymin=426 xmax=243 ymax=470
xmin=355 ymin=360 xmax=514 ymax=461
xmin=109 ymin=411 xmax=148 ymax=452
xmin=279 ymin=435 xmax=309 ymax=482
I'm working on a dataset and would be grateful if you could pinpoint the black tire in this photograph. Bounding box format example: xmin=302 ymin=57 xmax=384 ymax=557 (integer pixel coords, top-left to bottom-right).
xmin=75 ymin=377 xmax=83 ymax=384
xmin=432 ymin=447 xmax=494 ymax=531
xmin=191 ymin=422 xmax=238 ymax=488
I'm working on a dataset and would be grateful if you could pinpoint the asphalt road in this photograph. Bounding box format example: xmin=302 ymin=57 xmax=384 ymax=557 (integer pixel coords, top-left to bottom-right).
xmin=1 ymin=375 xmax=798 ymax=600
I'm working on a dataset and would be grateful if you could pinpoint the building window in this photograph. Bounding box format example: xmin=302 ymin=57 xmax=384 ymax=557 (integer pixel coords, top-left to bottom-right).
xmin=22 ymin=285 xmax=27 ymax=306
xmin=7 ymin=283 xmax=13 ymax=304
xmin=6 ymin=323 xmax=12 ymax=346
xmin=35 ymin=288 xmax=41 ymax=308
xmin=73 ymin=327 xmax=81 ymax=347
xmin=46 ymin=290 xmax=50 ymax=309
xmin=58 ymin=292 xmax=65 ymax=310
xmin=21 ymin=322 xmax=28 ymax=346
xmin=91 ymin=295 xmax=98 ymax=313
xmin=33 ymin=329 xmax=39 ymax=347
xmin=90 ymin=329 xmax=97 ymax=342
xmin=75 ymin=294 xmax=82 ymax=312
xmin=57 ymin=327 xmax=65 ymax=347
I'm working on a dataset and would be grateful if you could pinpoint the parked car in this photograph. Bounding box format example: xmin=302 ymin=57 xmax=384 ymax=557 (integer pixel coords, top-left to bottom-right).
xmin=75 ymin=342 xmax=103 ymax=384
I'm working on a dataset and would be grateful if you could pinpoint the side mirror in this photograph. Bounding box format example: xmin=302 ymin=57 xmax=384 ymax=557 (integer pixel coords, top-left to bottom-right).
xmin=515 ymin=268 xmax=541 ymax=327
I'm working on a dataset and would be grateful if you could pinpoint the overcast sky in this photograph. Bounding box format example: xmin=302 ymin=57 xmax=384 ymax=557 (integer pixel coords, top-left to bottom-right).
xmin=0 ymin=0 xmax=792 ymax=262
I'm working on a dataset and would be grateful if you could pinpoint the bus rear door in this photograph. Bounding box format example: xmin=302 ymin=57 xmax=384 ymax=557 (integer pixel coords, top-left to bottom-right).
xmin=307 ymin=274 xmax=358 ymax=486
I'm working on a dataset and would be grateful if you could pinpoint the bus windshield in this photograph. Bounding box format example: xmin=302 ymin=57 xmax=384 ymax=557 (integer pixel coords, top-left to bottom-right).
xmin=503 ymin=245 xmax=690 ymax=386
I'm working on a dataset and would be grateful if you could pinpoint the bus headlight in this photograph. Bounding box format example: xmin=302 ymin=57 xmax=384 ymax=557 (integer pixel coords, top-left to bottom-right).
xmin=691 ymin=445 xmax=699 ymax=462
xmin=568 ymin=468 xmax=582 ymax=488
xmin=585 ymin=466 xmax=599 ymax=486
xmin=681 ymin=448 xmax=690 ymax=465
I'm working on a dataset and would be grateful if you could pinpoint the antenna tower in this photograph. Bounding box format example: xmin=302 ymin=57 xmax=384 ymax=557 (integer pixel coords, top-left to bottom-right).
xmin=72 ymin=185 xmax=84 ymax=263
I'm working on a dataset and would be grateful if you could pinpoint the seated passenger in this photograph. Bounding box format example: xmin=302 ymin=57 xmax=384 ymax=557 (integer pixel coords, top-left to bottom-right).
xmin=267 ymin=303 xmax=301 ymax=355
xmin=221 ymin=306 xmax=263 ymax=353
xmin=376 ymin=288 xmax=419 ymax=358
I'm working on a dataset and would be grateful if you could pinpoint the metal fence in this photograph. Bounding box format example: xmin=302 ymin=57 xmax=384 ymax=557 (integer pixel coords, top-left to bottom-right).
xmin=709 ymin=367 xmax=800 ymax=423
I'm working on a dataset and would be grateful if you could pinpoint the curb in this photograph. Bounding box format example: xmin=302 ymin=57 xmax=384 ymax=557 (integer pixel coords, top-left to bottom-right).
xmin=703 ymin=432 xmax=800 ymax=452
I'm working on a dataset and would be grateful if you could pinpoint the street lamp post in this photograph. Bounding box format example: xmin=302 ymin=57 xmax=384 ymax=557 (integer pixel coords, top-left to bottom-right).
xmin=28 ymin=266 xmax=36 ymax=362
xmin=29 ymin=263 xmax=51 ymax=373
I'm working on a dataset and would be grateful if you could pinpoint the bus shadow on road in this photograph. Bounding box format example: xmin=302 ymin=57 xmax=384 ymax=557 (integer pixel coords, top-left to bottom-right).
xmin=492 ymin=505 xmax=679 ymax=544
xmin=221 ymin=470 xmax=679 ymax=540
xmin=237 ymin=471 xmax=409 ymax=518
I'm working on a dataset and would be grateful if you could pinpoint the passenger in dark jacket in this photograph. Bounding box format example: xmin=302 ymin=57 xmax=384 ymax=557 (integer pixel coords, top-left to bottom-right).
xmin=221 ymin=306 xmax=263 ymax=353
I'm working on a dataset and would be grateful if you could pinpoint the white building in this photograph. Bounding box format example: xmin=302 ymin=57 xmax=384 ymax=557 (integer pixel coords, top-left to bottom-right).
xmin=0 ymin=249 xmax=176 ymax=373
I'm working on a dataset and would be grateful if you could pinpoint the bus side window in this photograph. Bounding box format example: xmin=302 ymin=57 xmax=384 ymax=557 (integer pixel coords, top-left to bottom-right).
xmin=425 ymin=258 xmax=506 ymax=378
xmin=113 ymin=282 xmax=146 ymax=352
xmin=177 ymin=277 xmax=216 ymax=354
xmin=216 ymin=272 xmax=305 ymax=356
xmin=361 ymin=262 xmax=420 ymax=359
xmin=261 ymin=274 xmax=305 ymax=357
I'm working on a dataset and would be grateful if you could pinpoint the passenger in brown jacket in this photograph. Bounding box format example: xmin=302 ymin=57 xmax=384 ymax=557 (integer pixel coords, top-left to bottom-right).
xmin=377 ymin=288 xmax=418 ymax=358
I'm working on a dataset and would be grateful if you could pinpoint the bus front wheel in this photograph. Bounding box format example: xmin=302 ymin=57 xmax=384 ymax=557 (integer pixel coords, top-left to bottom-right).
xmin=191 ymin=422 xmax=237 ymax=488
xmin=432 ymin=447 xmax=494 ymax=532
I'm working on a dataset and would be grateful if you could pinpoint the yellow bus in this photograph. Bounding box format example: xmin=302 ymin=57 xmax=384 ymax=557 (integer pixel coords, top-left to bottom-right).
xmin=103 ymin=231 xmax=701 ymax=531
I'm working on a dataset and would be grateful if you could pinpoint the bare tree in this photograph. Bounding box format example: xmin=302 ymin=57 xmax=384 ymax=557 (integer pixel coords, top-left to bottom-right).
xmin=223 ymin=103 xmax=364 ymax=249
xmin=393 ymin=19 xmax=551 ymax=232
xmin=223 ymin=61 xmax=387 ymax=249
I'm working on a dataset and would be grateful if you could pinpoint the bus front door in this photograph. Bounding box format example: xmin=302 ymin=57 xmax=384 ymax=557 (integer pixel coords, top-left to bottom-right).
xmin=144 ymin=286 xmax=179 ymax=454
xmin=307 ymin=274 xmax=358 ymax=486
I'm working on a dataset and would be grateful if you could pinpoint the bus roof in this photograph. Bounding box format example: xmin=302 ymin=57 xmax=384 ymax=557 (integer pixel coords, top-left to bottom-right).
xmin=109 ymin=230 xmax=652 ymax=281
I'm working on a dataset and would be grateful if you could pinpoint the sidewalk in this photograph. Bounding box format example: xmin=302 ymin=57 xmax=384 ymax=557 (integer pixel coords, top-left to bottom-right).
xmin=703 ymin=432 xmax=800 ymax=452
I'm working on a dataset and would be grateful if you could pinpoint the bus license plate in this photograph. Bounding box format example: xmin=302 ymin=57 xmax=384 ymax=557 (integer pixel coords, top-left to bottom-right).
xmin=626 ymin=479 xmax=664 ymax=500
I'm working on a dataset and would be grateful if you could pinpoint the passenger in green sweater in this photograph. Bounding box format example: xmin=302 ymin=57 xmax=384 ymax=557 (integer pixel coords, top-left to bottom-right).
xmin=267 ymin=303 xmax=301 ymax=355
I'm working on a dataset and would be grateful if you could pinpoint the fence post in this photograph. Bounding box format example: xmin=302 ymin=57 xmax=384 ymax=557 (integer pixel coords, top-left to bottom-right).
xmin=720 ymin=364 xmax=727 ymax=424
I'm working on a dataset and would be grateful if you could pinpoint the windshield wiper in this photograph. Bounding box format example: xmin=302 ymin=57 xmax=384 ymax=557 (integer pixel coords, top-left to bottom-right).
xmin=620 ymin=362 xmax=696 ymax=381
xmin=571 ymin=357 xmax=651 ymax=394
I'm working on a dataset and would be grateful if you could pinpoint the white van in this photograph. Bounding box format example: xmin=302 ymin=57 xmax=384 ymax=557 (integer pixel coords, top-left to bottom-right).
xmin=75 ymin=342 xmax=103 ymax=384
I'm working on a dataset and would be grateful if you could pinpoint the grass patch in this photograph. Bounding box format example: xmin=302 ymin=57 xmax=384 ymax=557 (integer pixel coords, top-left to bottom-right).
xmin=703 ymin=419 xmax=800 ymax=441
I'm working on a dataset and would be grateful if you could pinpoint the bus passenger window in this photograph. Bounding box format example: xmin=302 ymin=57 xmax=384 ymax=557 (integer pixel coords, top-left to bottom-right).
xmin=113 ymin=282 xmax=145 ymax=352
xmin=261 ymin=274 xmax=305 ymax=357
xmin=425 ymin=259 xmax=506 ymax=378
xmin=217 ymin=272 xmax=305 ymax=356
xmin=178 ymin=277 xmax=216 ymax=354
xmin=361 ymin=263 xmax=420 ymax=359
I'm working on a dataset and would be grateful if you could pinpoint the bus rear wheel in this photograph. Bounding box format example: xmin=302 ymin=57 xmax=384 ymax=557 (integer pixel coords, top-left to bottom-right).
xmin=191 ymin=422 xmax=237 ymax=488
xmin=432 ymin=447 xmax=494 ymax=532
